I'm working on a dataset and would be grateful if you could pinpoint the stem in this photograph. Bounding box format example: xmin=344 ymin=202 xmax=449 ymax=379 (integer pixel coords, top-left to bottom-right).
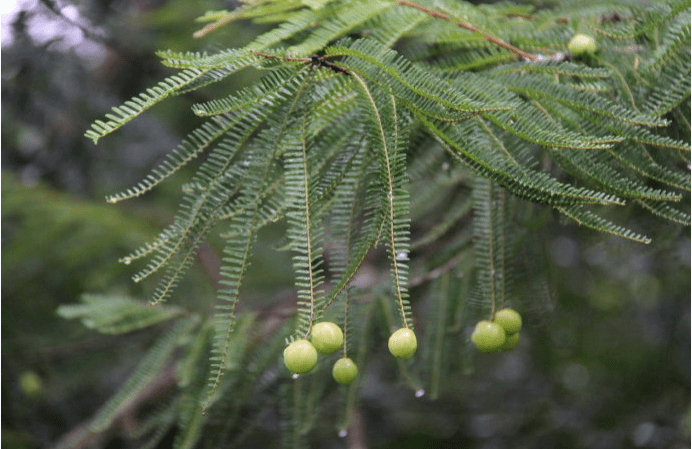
xmin=251 ymin=52 xmax=311 ymax=63
xmin=486 ymin=181 xmax=497 ymax=319
xmin=397 ymin=0 xmax=539 ymax=61
xmin=342 ymin=290 xmax=350 ymax=357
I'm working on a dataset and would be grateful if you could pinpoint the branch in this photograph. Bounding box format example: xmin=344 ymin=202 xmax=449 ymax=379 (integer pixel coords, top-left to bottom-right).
xmin=52 ymin=365 xmax=177 ymax=449
xmin=397 ymin=0 xmax=540 ymax=61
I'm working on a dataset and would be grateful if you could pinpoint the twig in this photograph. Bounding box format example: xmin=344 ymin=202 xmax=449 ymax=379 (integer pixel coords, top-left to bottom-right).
xmin=252 ymin=52 xmax=351 ymax=75
xmin=409 ymin=252 xmax=466 ymax=288
xmin=397 ymin=0 xmax=539 ymax=61
xmin=37 ymin=0 xmax=119 ymax=50
xmin=51 ymin=365 xmax=177 ymax=449
xmin=193 ymin=10 xmax=244 ymax=39
xmin=251 ymin=52 xmax=311 ymax=63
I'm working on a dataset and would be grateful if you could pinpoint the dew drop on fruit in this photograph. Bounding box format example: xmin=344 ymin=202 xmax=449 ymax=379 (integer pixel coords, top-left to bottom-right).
xmin=338 ymin=429 xmax=348 ymax=438
xmin=415 ymin=389 xmax=425 ymax=398
xmin=292 ymin=373 xmax=300 ymax=379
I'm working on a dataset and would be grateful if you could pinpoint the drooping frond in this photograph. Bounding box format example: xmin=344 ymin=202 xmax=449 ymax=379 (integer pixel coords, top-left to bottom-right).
xmin=471 ymin=177 xmax=508 ymax=317
xmin=205 ymin=71 xmax=315 ymax=407
xmin=588 ymin=0 xmax=690 ymax=39
xmin=85 ymin=69 xmax=208 ymax=144
xmin=420 ymin=115 xmax=623 ymax=207
xmin=203 ymin=222 xmax=257 ymax=411
xmin=351 ymin=73 xmax=414 ymax=328
xmin=327 ymin=38 xmax=517 ymax=115
xmin=644 ymin=13 xmax=691 ymax=73
xmin=484 ymin=105 xmax=621 ymax=150
xmin=557 ymin=205 xmax=652 ymax=244
xmin=642 ymin=58 xmax=690 ymax=118
xmin=363 ymin=2 xmax=430 ymax=47
xmin=607 ymin=144 xmax=690 ymax=192
xmin=321 ymin=147 xmax=382 ymax=314
xmin=89 ymin=318 xmax=199 ymax=432
xmin=546 ymin=146 xmax=682 ymax=202
xmin=493 ymin=72 xmax=668 ymax=128
xmin=56 ymin=294 xmax=185 ymax=334
xmin=284 ymin=0 xmax=393 ymax=56
xmin=105 ymin=114 xmax=243 ymax=203
xmin=284 ymin=96 xmax=327 ymax=338
xmin=155 ymin=48 xmax=261 ymax=71
xmin=129 ymin=110 xmax=270 ymax=305
xmin=191 ymin=66 xmax=308 ymax=117
xmin=636 ymin=199 xmax=691 ymax=226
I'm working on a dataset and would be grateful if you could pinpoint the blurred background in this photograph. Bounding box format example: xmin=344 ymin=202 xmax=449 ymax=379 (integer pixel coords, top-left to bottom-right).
xmin=2 ymin=1 xmax=690 ymax=448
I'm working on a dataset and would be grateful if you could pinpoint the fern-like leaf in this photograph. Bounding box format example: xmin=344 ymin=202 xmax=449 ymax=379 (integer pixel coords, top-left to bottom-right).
xmin=557 ymin=205 xmax=652 ymax=244
xmin=89 ymin=318 xmax=199 ymax=432
xmin=85 ymin=69 xmax=207 ymax=144
xmin=57 ymin=294 xmax=184 ymax=334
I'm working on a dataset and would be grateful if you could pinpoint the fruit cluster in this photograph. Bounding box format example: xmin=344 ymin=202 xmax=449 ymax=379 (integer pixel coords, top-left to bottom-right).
xmin=283 ymin=323 xmax=419 ymax=384
xmin=471 ymin=308 xmax=522 ymax=353
xmin=283 ymin=322 xmax=359 ymax=385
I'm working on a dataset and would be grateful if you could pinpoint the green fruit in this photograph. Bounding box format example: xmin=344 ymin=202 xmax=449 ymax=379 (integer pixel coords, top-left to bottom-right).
xmin=332 ymin=357 xmax=358 ymax=385
xmin=283 ymin=340 xmax=318 ymax=374
xmin=310 ymin=322 xmax=344 ymax=354
xmin=388 ymin=328 xmax=417 ymax=359
xmin=502 ymin=332 xmax=520 ymax=351
xmin=19 ymin=371 xmax=42 ymax=397
xmin=471 ymin=320 xmax=506 ymax=352
xmin=494 ymin=308 xmax=522 ymax=335
xmin=568 ymin=33 xmax=597 ymax=56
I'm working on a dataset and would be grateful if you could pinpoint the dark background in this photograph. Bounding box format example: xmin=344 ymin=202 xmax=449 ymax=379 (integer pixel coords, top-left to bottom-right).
xmin=2 ymin=1 xmax=690 ymax=448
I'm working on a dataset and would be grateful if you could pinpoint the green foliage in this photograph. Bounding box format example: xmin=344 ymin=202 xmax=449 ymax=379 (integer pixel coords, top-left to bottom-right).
xmin=57 ymin=294 xmax=185 ymax=334
xmin=59 ymin=0 xmax=689 ymax=446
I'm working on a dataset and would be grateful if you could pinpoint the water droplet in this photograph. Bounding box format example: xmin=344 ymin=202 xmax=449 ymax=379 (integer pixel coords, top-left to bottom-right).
xmin=338 ymin=429 xmax=348 ymax=438
xmin=396 ymin=252 xmax=408 ymax=260
xmin=123 ymin=259 xmax=131 ymax=265
xmin=162 ymin=234 xmax=169 ymax=241
xmin=415 ymin=389 xmax=425 ymax=398
xmin=292 ymin=373 xmax=299 ymax=379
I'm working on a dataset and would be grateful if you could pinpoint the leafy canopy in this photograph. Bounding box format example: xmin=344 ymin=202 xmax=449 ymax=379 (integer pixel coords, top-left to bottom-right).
xmin=66 ymin=0 xmax=690 ymax=447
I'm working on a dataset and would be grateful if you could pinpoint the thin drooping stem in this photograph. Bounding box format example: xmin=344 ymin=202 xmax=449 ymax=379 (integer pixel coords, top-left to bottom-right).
xmin=351 ymin=72 xmax=410 ymax=329
xmin=299 ymin=114 xmax=318 ymax=339
xmin=397 ymin=0 xmax=539 ymax=61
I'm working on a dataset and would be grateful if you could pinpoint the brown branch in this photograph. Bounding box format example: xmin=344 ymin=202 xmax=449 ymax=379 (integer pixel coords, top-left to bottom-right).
xmin=193 ymin=9 xmax=247 ymax=39
xmin=251 ymin=52 xmax=311 ymax=63
xmin=51 ymin=365 xmax=177 ymax=449
xmin=397 ymin=0 xmax=539 ymax=61
xmin=408 ymin=251 xmax=466 ymax=289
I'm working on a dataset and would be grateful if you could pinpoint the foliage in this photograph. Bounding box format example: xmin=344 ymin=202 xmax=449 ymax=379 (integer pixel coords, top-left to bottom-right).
xmin=5 ymin=0 xmax=689 ymax=447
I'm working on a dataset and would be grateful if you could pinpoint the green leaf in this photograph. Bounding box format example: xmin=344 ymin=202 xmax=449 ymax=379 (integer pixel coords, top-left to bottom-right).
xmin=57 ymin=294 xmax=184 ymax=334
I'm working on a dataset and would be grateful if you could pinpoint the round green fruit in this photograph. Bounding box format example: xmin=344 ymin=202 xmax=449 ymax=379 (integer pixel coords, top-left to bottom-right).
xmin=310 ymin=322 xmax=344 ymax=354
xmin=332 ymin=357 xmax=358 ymax=385
xmin=501 ymin=332 xmax=520 ymax=351
xmin=494 ymin=308 xmax=522 ymax=335
xmin=19 ymin=371 xmax=42 ymax=397
xmin=388 ymin=328 xmax=417 ymax=359
xmin=568 ymin=33 xmax=597 ymax=56
xmin=471 ymin=320 xmax=506 ymax=352
xmin=284 ymin=339 xmax=318 ymax=374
